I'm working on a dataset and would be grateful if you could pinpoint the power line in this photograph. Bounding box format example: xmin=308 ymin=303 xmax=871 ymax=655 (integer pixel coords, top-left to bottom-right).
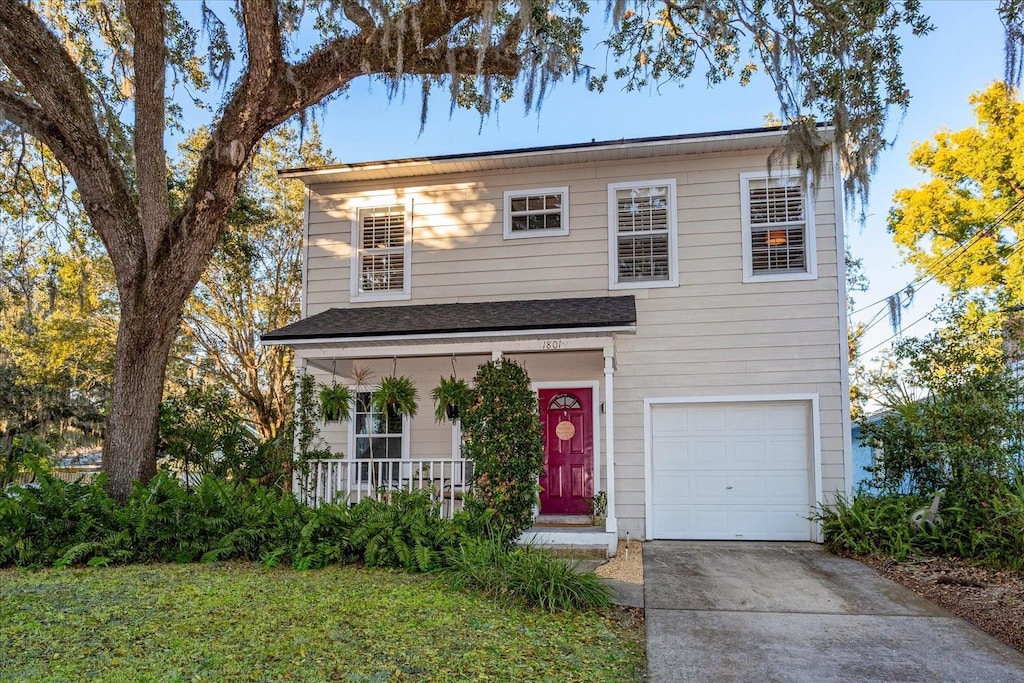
xmin=849 ymin=196 xmax=1024 ymax=317
xmin=856 ymin=211 xmax=1024 ymax=359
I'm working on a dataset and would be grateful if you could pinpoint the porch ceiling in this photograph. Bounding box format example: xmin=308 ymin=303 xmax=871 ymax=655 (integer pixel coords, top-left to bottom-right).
xmin=262 ymin=295 xmax=636 ymax=347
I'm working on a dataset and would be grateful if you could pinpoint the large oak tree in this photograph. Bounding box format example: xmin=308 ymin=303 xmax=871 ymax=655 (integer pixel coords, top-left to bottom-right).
xmin=1 ymin=0 xmax=1021 ymax=500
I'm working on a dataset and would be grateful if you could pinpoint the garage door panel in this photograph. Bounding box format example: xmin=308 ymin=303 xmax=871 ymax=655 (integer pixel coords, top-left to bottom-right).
xmin=652 ymin=473 xmax=691 ymax=500
xmin=727 ymin=406 xmax=767 ymax=431
xmin=728 ymin=475 xmax=768 ymax=501
xmin=729 ymin=508 xmax=810 ymax=539
xmin=651 ymin=401 xmax=813 ymax=541
xmin=767 ymin=474 xmax=811 ymax=503
xmin=767 ymin=404 xmax=808 ymax=430
xmin=687 ymin=405 xmax=727 ymax=431
xmin=691 ymin=440 xmax=727 ymax=469
xmin=691 ymin=475 xmax=729 ymax=503
xmin=653 ymin=437 xmax=690 ymax=469
xmin=731 ymin=440 xmax=767 ymax=468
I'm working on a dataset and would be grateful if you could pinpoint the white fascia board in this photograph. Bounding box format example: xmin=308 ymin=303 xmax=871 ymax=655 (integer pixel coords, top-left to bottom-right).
xmin=264 ymin=324 xmax=636 ymax=348
xmin=293 ymin=335 xmax=625 ymax=362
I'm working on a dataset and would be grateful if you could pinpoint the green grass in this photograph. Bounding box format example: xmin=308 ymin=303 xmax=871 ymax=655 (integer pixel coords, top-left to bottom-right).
xmin=0 ymin=563 xmax=645 ymax=682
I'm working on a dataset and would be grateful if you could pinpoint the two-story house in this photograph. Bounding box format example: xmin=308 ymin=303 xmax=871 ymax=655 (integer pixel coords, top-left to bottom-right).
xmin=262 ymin=126 xmax=852 ymax=552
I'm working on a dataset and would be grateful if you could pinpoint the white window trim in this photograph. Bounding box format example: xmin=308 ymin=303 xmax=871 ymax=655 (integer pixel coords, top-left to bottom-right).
xmin=345 ymin=387 xmax=412 ymax=462
xmin=740 ymin=170 xmax=817 ymax=283
xmin=502 ymin=186 xmax=570 ymax=239
xmin=350 ymin=202 xmax=412 ymax=302
xmin=607 ymin=178 xmax=679 ymax=290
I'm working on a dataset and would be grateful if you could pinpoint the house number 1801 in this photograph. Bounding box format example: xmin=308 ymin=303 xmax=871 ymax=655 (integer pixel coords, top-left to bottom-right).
xmin=542 ymin=340 xmax=563 ymax=350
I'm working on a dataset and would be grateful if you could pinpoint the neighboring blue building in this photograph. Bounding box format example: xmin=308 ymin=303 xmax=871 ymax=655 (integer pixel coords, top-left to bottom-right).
xmin=851 ymin=413 xmax=885 ymax=490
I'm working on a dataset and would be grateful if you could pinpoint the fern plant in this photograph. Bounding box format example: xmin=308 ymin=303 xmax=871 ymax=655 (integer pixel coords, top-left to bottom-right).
xmin=371 ymin=375 xmax=419 ymax=419
xmin=319 ymin=383 xmax=354 ymax=422
xmin=431 ymin=376 xmax=472 ymax=422
xmin=348 ymin=489 xmax=455 ymax=570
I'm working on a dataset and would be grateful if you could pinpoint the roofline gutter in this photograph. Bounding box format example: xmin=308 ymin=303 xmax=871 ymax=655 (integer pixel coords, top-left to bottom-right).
xmin=261 ymin=324 xmax=638 ymax=347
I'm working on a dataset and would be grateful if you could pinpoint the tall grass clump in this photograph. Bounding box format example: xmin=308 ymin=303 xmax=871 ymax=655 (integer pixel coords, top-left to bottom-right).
xmin=444 ymin=536 xmax=611 ymax=612
xmin=814 ymin=493 xmax=919 ymax=560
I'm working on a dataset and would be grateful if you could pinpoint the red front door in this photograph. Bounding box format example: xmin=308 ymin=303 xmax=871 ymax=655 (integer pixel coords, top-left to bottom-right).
xmin=538 ymin=388 xmax=593 ymax=515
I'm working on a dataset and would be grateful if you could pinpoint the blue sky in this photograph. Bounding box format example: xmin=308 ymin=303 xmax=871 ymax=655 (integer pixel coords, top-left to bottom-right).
xmin=284 ymin=2 xmax=1008 ymax=368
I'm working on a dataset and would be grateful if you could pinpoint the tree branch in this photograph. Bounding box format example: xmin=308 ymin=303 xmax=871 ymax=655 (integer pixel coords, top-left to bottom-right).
xmin=0 ymin=0 xmax=142 ymax=301
xmin=0 ymin=83 xmax=65 ymax=154
xmin=126 ymin=0 xmax=170 ymax=258
xmin=284 ymin=0 xmax=493 ymax=113
xmin=164 ymin=0 xmax=498 ymax=310
xmin=400 ymin=45 xmax=521 ymax=78
xmin=240 ymin=0 xmax=283 ymax=91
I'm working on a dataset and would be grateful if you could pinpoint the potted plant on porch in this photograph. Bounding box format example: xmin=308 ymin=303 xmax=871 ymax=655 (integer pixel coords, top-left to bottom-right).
xmin=430 ymin=376 xmax=472 ymax=422
xmin=319 ymin=383 xmax=353 ymax=422
xmin=589 ymin=491 xmax=607 ymax=527
xmin=371 ymin=375 xmax=419 ymax=419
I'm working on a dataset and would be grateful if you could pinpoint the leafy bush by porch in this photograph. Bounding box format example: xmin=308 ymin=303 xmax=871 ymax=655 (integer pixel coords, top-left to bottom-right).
xmin=461 ymin=359 xmax=545 ymax=543
xmin=0 ymin=473 xmax=614 ymax=611
xmin=0 ymin=563 xmax=645 ymax=682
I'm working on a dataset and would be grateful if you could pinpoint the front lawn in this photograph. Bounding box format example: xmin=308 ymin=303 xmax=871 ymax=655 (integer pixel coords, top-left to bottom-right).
xmin=0 ymin=563 xmax=644 ymax=682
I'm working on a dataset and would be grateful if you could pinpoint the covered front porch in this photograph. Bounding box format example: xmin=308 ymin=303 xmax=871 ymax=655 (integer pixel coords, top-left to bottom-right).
xmin=263 ymin=297 xmax=636 ymax=555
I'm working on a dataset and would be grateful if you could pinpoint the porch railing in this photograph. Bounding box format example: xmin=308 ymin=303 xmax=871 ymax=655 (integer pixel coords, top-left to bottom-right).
xmin=295 ymin=458 xmax=473 ymax=519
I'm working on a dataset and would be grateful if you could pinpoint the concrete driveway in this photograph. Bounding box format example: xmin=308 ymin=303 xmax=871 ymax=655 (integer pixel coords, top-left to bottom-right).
xmin=644 ymin=542 xmax=1024 ymax=682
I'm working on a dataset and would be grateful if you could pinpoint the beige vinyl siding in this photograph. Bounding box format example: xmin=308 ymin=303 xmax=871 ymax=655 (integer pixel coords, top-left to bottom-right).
xmin=298 ymin=145 xmax=847 ymax=540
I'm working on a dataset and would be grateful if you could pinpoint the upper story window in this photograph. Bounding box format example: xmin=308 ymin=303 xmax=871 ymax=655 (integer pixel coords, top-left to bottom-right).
xmin=608 ymin=179 xmax=678 ymax=289
xmin=503 ymin=187 xmax=569 ymax=239
xmin=740 ymin=172 xmax=817 ymax=282
xmin=351 ymin=204 xmax=411 ymax=301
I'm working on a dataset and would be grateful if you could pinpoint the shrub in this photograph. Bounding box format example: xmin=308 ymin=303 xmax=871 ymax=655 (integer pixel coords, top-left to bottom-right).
xmin=859 ymin=327 xmax=1024 ymax=498
xmin=814 ymin=493 xmax=920 ymax=560
xmin=0 ymin=473 xmax=120 ymax=567
xmin=461 ymin=359 xmax=544 ymax=543
xmin=817 ymin=483 xmax=1024 ymax=570
xmin=443 ymin=536 xmax=612 ymax=612
xmin=348 ymin=488 xmax=457 ymax=571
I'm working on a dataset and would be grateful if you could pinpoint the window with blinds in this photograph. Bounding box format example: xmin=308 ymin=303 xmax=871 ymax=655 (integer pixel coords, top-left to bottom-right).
xmin=608 ymin=180 xmax=677 ymax=288
xmin=355 ymin=205 xmax=408 ymax=296
xmin=504 ymin=187 xmax=569 ymax=238
xmin=741 ymin=173 xmax=816 ymax=281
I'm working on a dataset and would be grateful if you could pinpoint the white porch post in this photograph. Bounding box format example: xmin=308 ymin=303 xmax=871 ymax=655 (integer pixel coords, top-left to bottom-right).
xmin=603 ymin=345 xmax=618 ymax=534
xmin=491 ymin=349 xmax=503 ymax=361
xmin=293 ymin=356 xmax=307 ymax=502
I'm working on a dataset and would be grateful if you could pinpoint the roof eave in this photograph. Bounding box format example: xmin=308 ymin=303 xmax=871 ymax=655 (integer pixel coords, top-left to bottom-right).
xmin=261 ymin=323 xmax=638 ymax=347
xmin=277 ymin=125 xmax=836 ymax=184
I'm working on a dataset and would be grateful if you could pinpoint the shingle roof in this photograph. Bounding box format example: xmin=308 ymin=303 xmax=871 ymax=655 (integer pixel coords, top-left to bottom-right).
xmin=262 ymin=296 xmax=636 ymax=343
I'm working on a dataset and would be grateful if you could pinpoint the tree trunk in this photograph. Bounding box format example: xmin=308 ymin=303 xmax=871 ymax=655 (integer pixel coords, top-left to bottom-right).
xmin=102 ymin=301 xmax=179 ymax=502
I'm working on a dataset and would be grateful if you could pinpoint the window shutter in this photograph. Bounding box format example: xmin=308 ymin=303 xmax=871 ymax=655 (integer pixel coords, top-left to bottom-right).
xmin=357 ymin=206 xmax=406 ymax=293
xmin=616 ymin=185 xmax=671 ymax=282
xmin=748 ymin=179 xmax=807 ymax=274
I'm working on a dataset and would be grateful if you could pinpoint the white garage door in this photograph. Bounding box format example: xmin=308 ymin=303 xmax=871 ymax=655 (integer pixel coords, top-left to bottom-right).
xmin=650 ymin=401 xmax=813 ymax=541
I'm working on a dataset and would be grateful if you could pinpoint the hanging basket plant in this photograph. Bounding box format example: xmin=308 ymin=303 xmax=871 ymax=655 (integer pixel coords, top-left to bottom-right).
xmin=430 ymin=376 xmax=472 ymax=423
xmin=319 ymin=383 xmax=354 ymax=423
xmin=371 ymin=375 xmax=419 ymax=419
